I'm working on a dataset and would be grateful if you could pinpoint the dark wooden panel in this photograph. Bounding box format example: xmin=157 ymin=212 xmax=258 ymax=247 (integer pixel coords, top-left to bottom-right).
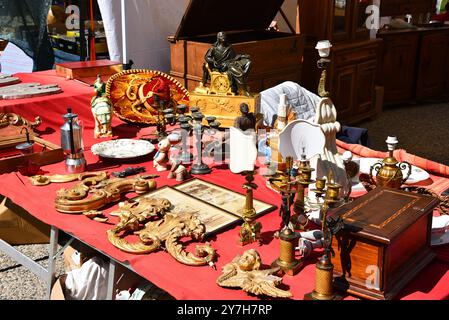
xmin=386 ymin=214 xmax=428 ymax=286
xmin=333 ymin=236 xmax=382 ymax=288
xmin=379 ymin=34 xmax=419 ymax=103
xmin=416 ymin=31 xmax=449 ymax=99
xmin=332 ymin=65 xmax=356 ymax=119
xmin=356 ymin=60 xmax=377 ymax=115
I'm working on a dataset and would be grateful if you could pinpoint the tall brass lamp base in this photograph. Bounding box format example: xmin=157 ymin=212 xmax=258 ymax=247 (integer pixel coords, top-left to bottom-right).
xmin=304 ymin=255 xmax=342 ymax=300
xmin=272 ymin=228 xmax=302 ymax=276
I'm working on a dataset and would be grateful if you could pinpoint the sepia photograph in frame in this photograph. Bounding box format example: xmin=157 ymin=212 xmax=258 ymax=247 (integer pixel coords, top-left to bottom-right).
xmin=174 ymin=178 xmax=277 ymax=219
xmin=134 ymin=186 xmax=241 ymax=236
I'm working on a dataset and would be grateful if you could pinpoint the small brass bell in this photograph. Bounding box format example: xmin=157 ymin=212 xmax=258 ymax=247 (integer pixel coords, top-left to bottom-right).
xmin=369 ymin=136 xmax=412 ymax=189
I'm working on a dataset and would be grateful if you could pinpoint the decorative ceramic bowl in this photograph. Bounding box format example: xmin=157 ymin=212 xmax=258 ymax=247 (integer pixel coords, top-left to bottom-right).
xmin=91 ymin=139 xmax=155 ymax=162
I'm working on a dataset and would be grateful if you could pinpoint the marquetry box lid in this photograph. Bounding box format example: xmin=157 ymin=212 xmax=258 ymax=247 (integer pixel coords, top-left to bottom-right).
xmin=330 ymin=187 xmax=439 ymax=300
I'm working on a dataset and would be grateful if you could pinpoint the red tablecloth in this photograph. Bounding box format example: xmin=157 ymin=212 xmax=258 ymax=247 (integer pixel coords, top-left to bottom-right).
xmin=1 ymin=70 xmax=449 ymax=300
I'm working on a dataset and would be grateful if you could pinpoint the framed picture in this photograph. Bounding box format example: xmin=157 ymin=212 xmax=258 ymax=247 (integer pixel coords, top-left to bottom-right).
xmin=134 ymin=186 xmax=240 ymax=236
xmin=174 ymin=178 xmax=276 ymax=219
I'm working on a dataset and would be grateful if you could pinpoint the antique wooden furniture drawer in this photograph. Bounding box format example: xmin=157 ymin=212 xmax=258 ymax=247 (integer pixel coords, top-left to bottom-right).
xmin=168 ymin=0 xmax=304 ymax=93
xmin=330 ymin=187 xmax=438 ymax=300
xmin=333 ymin=46 xmax=378 ymax=67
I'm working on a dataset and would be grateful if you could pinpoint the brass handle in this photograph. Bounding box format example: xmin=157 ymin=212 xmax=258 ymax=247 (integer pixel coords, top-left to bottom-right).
xmin=369 ymin=162 xmax=382 ymax=185
xmin=399 ymin=161 xmax=412 ymax=185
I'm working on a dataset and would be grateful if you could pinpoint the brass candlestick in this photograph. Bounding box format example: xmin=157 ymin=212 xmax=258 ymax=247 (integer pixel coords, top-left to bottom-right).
xmin=271 ymin=157 xmax=303 ymax=275
xmin=292 ymin=152 xmax=315 ymax=230
xmin=272 ymin=227 xmax=302 ymax=276
xmin=238 ymin=171 xmax=262 ymax=246
xmin=304 ymin=200 xmax=342 ymax=300
xmin=311 ymin=178 xmax=327 ymax=201
xmin=155 ymin=96 xmax=167 ymax=139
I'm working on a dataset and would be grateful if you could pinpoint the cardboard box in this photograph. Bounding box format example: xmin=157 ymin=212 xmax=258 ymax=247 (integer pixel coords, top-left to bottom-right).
xmin=50 ymin=275 xmax=67 ymax=300
xmin=0 ymin=196 xmax=49 ymax=245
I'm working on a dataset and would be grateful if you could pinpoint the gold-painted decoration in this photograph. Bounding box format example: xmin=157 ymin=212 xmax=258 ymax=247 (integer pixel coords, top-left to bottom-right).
xmin=189 ymin=93 xmax=261 ymax=128
xmin=30 ymin=171 xmax=108 ymax=186
xmin=239 ymin=171 xmax=262 ymax=246
xmin=55 ymin=175 xmax=156 ymax=214
xmin=105 ymin=69 xmax=189 ymax=125
xmin=217 ymin=249 xmax=293 ymax=298
xmin=107 ymin=210 xmax=216 ymax=267
xmin=83 ymin=210 xmax=109 ymax=223
xmin=369 ymin=136 xmax=412 ymax=189
xmin=0 ymin=113 xmax=41 ymax=130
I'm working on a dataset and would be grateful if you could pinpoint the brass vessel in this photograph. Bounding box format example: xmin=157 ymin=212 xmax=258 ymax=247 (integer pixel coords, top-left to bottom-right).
xmin=369 ymin=136 xmax=411 ymax=189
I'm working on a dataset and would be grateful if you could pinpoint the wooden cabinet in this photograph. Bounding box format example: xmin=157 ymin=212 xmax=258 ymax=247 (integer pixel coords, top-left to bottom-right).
xmin=381 ymin=0 xmax=437 ymax=16
xmin=416 ymin=31 xmax=449 ymax=100
xmin=379 ymin=33 xmax=418 ymax=103
xmin=379 ymin=27 xmax=449 ymax=104
xmin=297 ymin=0 xmax=382 ymax=124
xmin=333 ymin=65 xmax=356 ymax=121
xmin=331 ymin=41 xmax=381 ymax=123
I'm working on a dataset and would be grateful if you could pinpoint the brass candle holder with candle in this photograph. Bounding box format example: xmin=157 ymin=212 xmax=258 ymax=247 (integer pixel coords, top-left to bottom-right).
xmin=271 ymin=156 xmax=303 ymax=276
xmin=239 ymin=170 xmax=262 ymax=246
xmin=291 ymin=152 xmax=315 ymax=230
xmin=304 ymin=184 xmax=344 ymax=300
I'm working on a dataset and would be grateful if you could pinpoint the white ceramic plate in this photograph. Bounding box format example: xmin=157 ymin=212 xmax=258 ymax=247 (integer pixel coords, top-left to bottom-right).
xmin=91 ymin=139 xmax=155 ymax=161
xmin=358 ymin=158 xmax=430 ymax=184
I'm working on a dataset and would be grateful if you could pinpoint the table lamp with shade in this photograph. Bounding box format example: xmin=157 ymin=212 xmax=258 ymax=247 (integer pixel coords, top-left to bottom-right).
xmin=229 ymin=127 xmax=261 ymax=245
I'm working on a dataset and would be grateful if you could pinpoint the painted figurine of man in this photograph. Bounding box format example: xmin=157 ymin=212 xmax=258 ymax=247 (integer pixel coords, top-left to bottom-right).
xmin=91 ymin=75 xmax=113 ymax=138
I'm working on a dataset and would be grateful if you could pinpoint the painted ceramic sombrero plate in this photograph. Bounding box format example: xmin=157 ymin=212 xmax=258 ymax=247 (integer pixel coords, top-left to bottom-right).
xmin=105 ymin=69 xmax=189 ymax=125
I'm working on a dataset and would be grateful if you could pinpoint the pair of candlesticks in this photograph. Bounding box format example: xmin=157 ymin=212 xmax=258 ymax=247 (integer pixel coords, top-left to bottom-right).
xmin=150 ymin=99 xmax=222 ymax=175
xmin=246 ymin=154 xmax=343 ymax=300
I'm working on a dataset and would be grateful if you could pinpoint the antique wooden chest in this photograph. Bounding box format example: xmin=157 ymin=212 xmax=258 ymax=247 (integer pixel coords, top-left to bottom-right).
xmin=330 ymin=187 xmax=439 ymax=300
xmin=168 ymin=0 xmax=304 ymax=93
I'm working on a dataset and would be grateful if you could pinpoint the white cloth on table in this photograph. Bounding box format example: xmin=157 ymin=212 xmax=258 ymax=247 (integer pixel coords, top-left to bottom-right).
xmin=260 ymin=81 xmax=320 ymax=127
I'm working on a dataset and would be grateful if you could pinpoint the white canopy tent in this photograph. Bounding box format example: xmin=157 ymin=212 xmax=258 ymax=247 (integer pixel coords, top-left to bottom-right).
xmin=97 ymin=0 xmax=297 ymax=72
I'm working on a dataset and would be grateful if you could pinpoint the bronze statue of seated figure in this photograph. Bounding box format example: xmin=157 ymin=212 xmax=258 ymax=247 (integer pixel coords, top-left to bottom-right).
xmin=199 ymin=31 xmax=252 ymax=97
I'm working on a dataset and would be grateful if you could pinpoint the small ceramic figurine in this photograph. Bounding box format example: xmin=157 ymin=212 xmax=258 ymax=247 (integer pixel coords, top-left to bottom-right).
xmin=167 ymin=159 xmax=188 ymax=182
xmin=91 ymin=75 xmax=113 ymax=138
xmin=153 ymin=138 xmax=170 ymax=171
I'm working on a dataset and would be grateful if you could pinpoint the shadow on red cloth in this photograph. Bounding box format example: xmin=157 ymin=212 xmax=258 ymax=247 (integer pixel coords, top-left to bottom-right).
xmin=34 ymin=126 xmax=56 ymax=136
xmin=86 ymin=161 xmax=122 ymax=172
xmin=395 ymin=262 xmax=448 ymax=299
xmin=113 ymin=123 xmax=143 ymax=139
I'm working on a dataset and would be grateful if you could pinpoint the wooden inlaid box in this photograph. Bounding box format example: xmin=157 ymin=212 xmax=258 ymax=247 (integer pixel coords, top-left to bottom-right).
xmin=330 ymin=187 xmax=438 ymax=300
xmin=168 ymin=0 xmax=304 ymax=93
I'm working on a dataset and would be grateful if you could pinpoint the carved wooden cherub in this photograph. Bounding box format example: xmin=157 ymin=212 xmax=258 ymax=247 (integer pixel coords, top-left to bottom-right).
xmin=91 ymin=75 xmax=113 ymax=138
xmin=217 ymin=249 xmax=293 ymax=298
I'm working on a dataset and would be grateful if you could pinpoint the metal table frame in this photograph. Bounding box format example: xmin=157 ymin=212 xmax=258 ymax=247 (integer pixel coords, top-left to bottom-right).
xmin=0 ymin=225 xmax=123 ymax=300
